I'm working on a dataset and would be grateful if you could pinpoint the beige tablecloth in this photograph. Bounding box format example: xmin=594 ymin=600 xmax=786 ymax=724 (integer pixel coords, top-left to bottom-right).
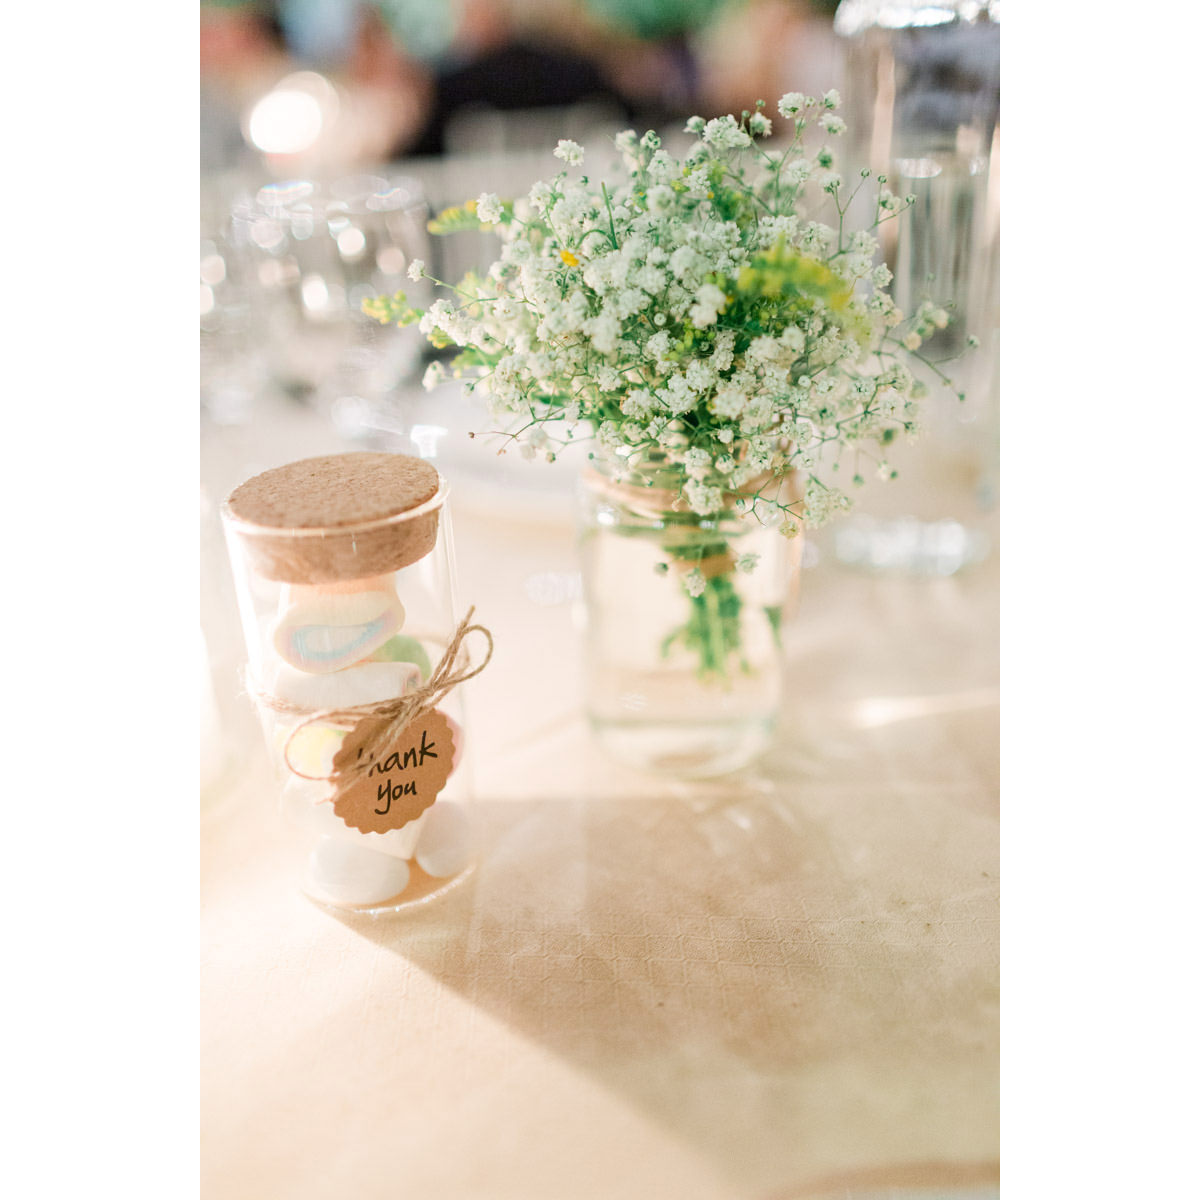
xmin=200 ymin=391 xmax=999 ymax=1200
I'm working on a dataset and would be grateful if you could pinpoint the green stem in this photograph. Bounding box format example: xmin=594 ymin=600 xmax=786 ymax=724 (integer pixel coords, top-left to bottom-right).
xmin=601 ymin=182 xmax=618 ymax=249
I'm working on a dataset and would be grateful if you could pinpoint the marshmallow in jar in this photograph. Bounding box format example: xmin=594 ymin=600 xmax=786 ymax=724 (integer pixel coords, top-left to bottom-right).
xmin=222 ymin=452 xmax=482 ymax=912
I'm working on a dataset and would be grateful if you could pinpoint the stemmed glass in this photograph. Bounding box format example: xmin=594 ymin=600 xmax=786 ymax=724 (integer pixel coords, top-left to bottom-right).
xmin=221 ymin=172 xmax=432 ymax=429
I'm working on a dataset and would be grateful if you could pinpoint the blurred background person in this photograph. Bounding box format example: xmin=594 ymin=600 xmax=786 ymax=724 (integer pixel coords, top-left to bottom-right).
xmin=201 ymin=1 xmax=293 ymax=172
xmin=201 ymin=0 xmax=432 ymax=175
xmin=695 ymin=0 xmax=840 ymax=121
xmin=201 ymin=0 xmax=848 ymax=174
xmin=400 ymin=0 xmax=633 ymax=157
xmin=580 ymin=0 xmax=724 ymax=126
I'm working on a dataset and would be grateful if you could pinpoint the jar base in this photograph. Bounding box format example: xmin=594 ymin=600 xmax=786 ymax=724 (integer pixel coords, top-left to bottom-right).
xmin=589 ymin=716 xmax=775 ymax=779
xmin=303 ymin=856 xmax=476 ymax=916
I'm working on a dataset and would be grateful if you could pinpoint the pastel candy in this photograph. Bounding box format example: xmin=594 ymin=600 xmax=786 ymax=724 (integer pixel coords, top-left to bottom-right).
xmin=368 ymin=634 xmax=433 ymax=679
xmin=276 ymin=720 xmax=344 ymax=778
xmin=272 ymin=589 xmax=405 ymax=674
xmin=306 ymin=836 xmax=411 ymax=907
xmin=265 ymin=659 xmax=422 ymax=711
xmin=414 ymin=800 xmax=473 ymax=878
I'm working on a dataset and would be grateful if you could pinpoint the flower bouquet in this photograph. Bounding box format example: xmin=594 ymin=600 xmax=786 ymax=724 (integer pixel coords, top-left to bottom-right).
xmin=366 ymin=92 xmax=962 ymax=772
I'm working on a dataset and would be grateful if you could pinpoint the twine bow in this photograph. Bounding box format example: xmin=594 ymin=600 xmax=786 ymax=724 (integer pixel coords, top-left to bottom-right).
xmin=258 ymin=608 xmax=493 ymax=784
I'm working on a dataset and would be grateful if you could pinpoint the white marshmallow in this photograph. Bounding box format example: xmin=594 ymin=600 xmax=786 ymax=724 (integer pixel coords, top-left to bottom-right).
xmin=282 ymin=777 xmax=429 ymax=860
xmin=414 ymin=801 xmax=473 ymax=878
xmin=306 ymin=836 xmax=411 ymax=907
xmin=265 ymin=659 xmax=421 ymax=711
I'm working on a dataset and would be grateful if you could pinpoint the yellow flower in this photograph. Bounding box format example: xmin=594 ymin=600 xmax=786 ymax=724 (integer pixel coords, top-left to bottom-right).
xmin=560 ymin=249 xmax=579 ymax=266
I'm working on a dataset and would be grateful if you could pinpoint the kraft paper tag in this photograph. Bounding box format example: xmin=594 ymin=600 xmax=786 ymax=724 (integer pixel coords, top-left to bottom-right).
xmin=330 ymin=708 xmax=456 ymax=834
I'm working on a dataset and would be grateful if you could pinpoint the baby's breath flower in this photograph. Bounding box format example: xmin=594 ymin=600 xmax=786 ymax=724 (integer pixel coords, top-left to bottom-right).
xmin=529 ymin=180 xmax=554 ymax=212
xmin=689 ymin=282 xmax=727 ymax=327
xmin=646 ymin=330 xmax=671 ymax=362
xmin=553 ymin=139 xmax=584 ymax=165
xmin=685 ymin=359 xmax=715 ymax=391
xmin=703 ymin=115 xmax=752 ymax=150
xmin=683 ymin=164 xmax=710 ymax=199
xmin=366 ymin=92 xmax=943 ymax=540
xmin=646 ymin=184 xmax=674 ymax=214
xmin=596 ymin=365 xmax=621 ymax=391
xmin=735 ymin=552 xmax=760 ymax=574
xmin=684 ymin=479 xmax=722 ymax=514
xmin=780 ymin=325 xmax=805 ymax=352
xmin=778 ymin=92 xmax=806 ymax=118
xmin=683 ymin=447 xmax=712 ymax=478
xmin=782 ymin=157 xmax=811 ymax=186
xmin=621 ymin=388 xmax=656 ymax=420
xmin=683 ymin=569 xmax=707 ymax=598
xmin=748 ymin=112 xmax=772 ymax=137
xmin=475 ymin=193 xmax=502 ymax=224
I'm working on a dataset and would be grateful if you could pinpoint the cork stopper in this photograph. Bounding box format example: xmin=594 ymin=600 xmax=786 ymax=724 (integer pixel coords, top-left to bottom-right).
xmin=223 ymin=453 xmax=444 ymax=584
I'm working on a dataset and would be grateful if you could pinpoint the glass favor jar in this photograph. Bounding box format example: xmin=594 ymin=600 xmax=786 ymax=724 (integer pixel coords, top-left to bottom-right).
xmin=578 ymin=458 xmax=802 ymax=778
xmin=222 ymin=452 xmax=484 ymax=913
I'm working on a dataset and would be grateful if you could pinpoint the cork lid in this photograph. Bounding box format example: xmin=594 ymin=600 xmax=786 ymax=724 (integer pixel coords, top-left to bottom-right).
xmin=223 ymin=453 xmax=445 ymax=584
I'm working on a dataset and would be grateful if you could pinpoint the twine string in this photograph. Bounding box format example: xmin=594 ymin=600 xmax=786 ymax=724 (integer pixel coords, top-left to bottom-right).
xmin=582 ymin=465 xmax=787 ymax=517
xmin=255 ymin=607 xmax=493 ymax=784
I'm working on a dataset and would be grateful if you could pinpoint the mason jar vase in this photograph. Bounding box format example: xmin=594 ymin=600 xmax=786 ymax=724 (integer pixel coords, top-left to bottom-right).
xmin=578 ymin=460 xmax=802 ymax=777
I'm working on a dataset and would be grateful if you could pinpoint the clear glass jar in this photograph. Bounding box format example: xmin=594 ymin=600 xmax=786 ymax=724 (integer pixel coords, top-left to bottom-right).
xmin=222 ymin=453 xmax=477 ymax=913
xmin=578 ymin=460 xmax=802 ymax=778
xmin=831 ymin=0 xmax=1001 ymax=576
xmin=835 ymin=0 xmax=1000 ymax=359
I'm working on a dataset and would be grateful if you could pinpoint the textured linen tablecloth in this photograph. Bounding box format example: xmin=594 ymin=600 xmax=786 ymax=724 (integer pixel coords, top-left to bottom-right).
xmin=200 ymin=392 xmax=999 ymax=1200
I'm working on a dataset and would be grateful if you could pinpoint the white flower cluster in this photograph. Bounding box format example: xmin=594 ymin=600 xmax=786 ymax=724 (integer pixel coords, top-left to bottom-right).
xmin=385 ymin=93 xmax=929 ymax=531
